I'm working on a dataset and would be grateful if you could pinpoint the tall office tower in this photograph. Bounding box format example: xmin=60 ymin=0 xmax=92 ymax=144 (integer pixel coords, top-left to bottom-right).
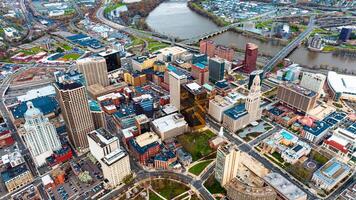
xmin=208 ymin=57 xmax=225 ymax=83
xmin=77 ymin=57 xmax=109 ymax=87
xmin=245 ymin=75 xmax=261 ymax=121
xmin=54 ymin=79 xmax=95 ymax=151
xmin=215 ymin=143 xmax=239 ymax=186
xmin=22 ymin=102 xmax=62 ymax=166
xmin=169 ymin=71 xmax=187 ymax=111
xmin=98 ymin=49 xmax=122 ymax=73
xmin=248 ymin=70 xmax=263 ymax=90
xmin=242 ymin=43 xmax=258 ymax=73
xmin=300 ymin=72 xmax=326 ymax=95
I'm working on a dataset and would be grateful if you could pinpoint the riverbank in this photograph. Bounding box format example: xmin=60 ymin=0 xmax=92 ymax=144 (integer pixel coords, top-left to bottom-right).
xmin=187 ymin=0 xmax=229 ymax=27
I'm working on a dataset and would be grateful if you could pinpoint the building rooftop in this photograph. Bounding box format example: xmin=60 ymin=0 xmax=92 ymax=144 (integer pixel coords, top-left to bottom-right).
xmin=152 ymin=113 xmax=187 ymax=134
xmin=88 ymin=128 xmax=118 ymax=148
xmin=1 ymin=163 xmax=30 ymax=182
xmin=17 ymin=85 xmax=55 ymax=102
xmin=323 ymin=112 xmax=347 ymax=127
xmin=346 ymin=122 xmax=356 ymax=134
xmin=11 ymin=96 xmax=59 ymax=119
xmin=55 ymin=81 xmax=83 ymax=91
xmin=303 ymin=120 xmax=330 ymax=137
xmin=327 ymin=71 xmax=356 ymax=96
xmin=89 ymin=100 xmax=102 ymax=112
xmin=129 ymin=132 xmax=160 ymax=155
xmin=224 ymin=103 xmax=247 ymax=120
xmin=264 ymin=172 xmax=307 ymax=200
xmin=313 ymin=158 xmax=351 ymax=186
xmin=102 ymin=148 xmax=127 ymax=166
xmin=281 ymin=83 xmax=317 ymax=97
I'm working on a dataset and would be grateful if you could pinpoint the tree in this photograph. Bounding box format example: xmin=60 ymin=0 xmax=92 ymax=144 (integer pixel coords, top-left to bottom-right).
xmin=78 ymin=171 xmax=93 ymax=183
xmin=122 ymin=173 xmax=134 ymax=185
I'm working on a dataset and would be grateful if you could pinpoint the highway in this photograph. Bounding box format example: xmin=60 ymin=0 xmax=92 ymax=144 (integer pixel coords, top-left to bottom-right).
xmin=263 ymin=16 xmax=315 ymax=75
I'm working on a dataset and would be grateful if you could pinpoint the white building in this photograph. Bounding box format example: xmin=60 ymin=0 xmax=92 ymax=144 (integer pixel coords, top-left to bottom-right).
xmin=264 ymin=173 xmax=307 ymax=200
xmin=169 ymin=71 xmax=187 ymax=111
xmin=312 ymin=158 xmax=351 ymax=192
xmin=157 ymin=46 xmax=188 ymax=62
xmin=22 ymin=102 xmax=62 ymax=167
xmin=208 ymin=93 xmax=243 ymax=122
xmin=87 ymin=128 xmax=131 ymax=188
xmin=17 ymin=85 xmax=56 ymax=102
xmin=300 ymin=72 xmax=326 ymax=95
xmin=152 ymin=113 xmax=188 ymax=140
xmin=327 ymin=71 xmax=356 ymax=101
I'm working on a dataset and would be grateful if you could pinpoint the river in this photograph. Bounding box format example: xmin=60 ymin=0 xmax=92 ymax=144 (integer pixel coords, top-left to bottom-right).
xmin=146 ymin=0 xmax=356 ymax=73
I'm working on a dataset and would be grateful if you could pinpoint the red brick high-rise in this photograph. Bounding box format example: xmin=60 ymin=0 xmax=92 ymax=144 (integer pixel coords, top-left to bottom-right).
xmin=200 ymin=40 xmax=234 ymax=62
xmin=242 ymin=43 xmax=258 ymax=73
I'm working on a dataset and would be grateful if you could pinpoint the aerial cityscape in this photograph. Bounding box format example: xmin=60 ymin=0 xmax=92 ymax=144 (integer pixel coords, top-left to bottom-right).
xmin=0 ymin=0 xmax=355 ymax=200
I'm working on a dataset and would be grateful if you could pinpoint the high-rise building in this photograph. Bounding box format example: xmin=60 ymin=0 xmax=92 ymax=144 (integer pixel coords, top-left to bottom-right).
xmin=276 ymin=83 xmax=318 ymax=113
xmin=77 ymin=57 xmax=109 ymax=87
xmin=248 ymin=70 xmax=263 ymax=90
xmin=222 ymin=76 xmax=262 ymax=132
xmin=87 ymin=128 xmax=130 ymax=187
xmin=22 ymin=102 xmax=62 ymax=167
xmin=339 ymin=28 xmax=352 ymax=42
xmin=191 ymin=63 xmax=209 ymax=85
xmin=245 ymin=75 xmax=261 ymax=121
xmin=54 ymin=79 xmax=95 ymax=151
xmin=300 ymin=72 xmax=326 ymax=95
xmin=169 ymin=71 xmax=187 ymax=111
xmin=199 ymin=40 xmax=234 ymax=61
xmin=208 ymin=57 xmax=225 ymax=83
xmin=89 ymin=100 xmax=107 ymax=130
xmin=215 ymin=143 xmax=240 ymax=186
xmin=98 ymin=49 xmax=122 ymax=73
xmin=242 ymin=43 xmax=258 ymax=73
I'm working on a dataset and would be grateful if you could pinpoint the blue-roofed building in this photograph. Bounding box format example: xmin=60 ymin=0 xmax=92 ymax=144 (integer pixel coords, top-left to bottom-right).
xmin=67 ymin=34 xmax=103 ymax=50
xmin=323 ymin=112 xmax=347 ymax=127
xmin=154 ymin=149 xmax=177 ymax=169
xmin=222 ymin=75 xmax=263 ymax=132
xmin=346 ymin=122 xmax=356 ymax=134
xmin=133 ymin=98 xmax=154 ymax=118
xmin=176 ymin=147 xmax=192 ymax=166
xmin=1 ymin=164 xmax=33 ymax=192
xmin=302 ymin=120 xmax=330 ymax=143
xmin=312 ymin=158 xmax=351 ymax=191
xmin=192 ymin=54 xmax=207 ymax=64
xmin=11 ymin=96 xmax=59 ymax=120
xmin=113 ymin=104 xmax=136 ymax=129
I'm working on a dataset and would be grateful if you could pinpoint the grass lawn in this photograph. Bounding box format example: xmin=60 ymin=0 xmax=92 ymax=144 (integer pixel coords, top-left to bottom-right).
xmin=285 ymin=163 xmax=313 ymax=184
xmin=177 ymin=130 xmax=215 ymax=161
xmin=104 ymin=3 xmax=126 ymax=14
xmin=148 ymin=42 xmax=169 ymax=52
xmin=19 ymin=46 xmax=45 ymax=55
xmin=188 ymin=160 xmax=213 ymax=176
xmin=149 ymin=191 xmax=163 ymax=200
xmin=61 ymin=44 xmax=72 ymax=51
xmin=62 ymin=53 xmax=81 ymax=60
xmin=131 ymin=37 xmax=145 ymax=46
xmin=204 ymin=175 xmax=226 ymax=195
xmin=272 ymin=152 xmax=284 ymax=163
xmin=310 ymin=150 xmax=330 ymax=165
xmin=151 ymin=179 xmax=189 ymax=199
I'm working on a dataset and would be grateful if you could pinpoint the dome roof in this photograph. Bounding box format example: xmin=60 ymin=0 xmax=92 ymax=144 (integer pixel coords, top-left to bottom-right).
xmin=24 ymin=102 xmax=42 ymax=118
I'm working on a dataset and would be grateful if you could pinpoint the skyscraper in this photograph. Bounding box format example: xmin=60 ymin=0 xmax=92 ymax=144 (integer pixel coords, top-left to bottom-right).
xmin=77 ymin=57 xmax=109 ymax=87
xmin=215 ymin=143 xmax=239 ymax=186
xmin=242 ymin=43 xmax=258 ymax=73
xmin=169 ymin=71 xmax=187 ymax=111
xmin=22 ymin=102 xmax=62 ymax=166
xmin=245 ymin=75 xmax=261 ymax=121
xmin=248 ymin=70 xmax=263 ymax=90
xmin=208 ymin=57 xmax=225 ymax=83
xmin=54 ymin=79 xmax=95 ymax=151
xmin=98 ymin=49 xmax=122 ymax=72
